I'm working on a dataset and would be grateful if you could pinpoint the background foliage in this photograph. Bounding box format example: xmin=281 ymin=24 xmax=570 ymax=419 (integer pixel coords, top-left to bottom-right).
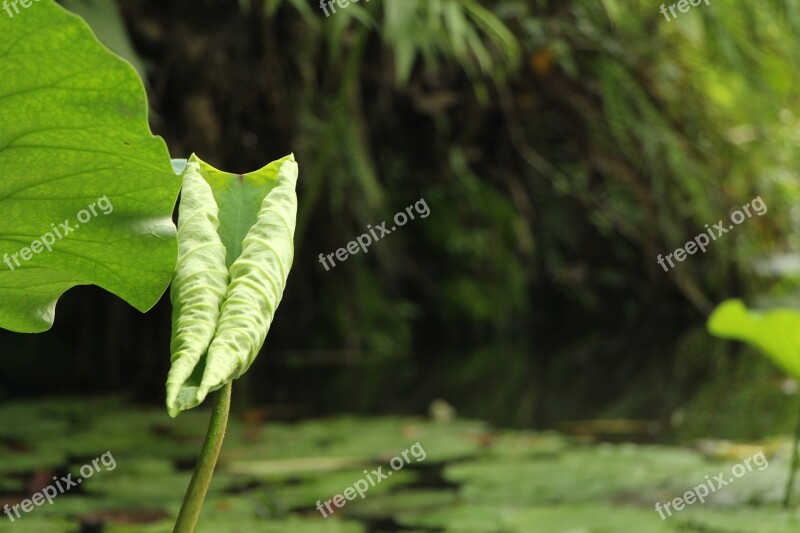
xmin=2 ymin=0 xmax=800 ymax=435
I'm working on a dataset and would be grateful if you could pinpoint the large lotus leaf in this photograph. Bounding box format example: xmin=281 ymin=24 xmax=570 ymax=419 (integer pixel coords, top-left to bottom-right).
xmin=708 ymin=298 xmax=800 ymax=380
xmin=0 ymin=0 xmax=180 ymax=332
xmin=167 ymin=154 xmax=298 ymax=417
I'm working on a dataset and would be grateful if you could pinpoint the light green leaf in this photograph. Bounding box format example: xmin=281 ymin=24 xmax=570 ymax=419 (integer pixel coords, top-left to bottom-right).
xmin=60 ymin=0 xmax=147 ymax=79
xmin=707 ymin=298 xmax=800 ymax=380
xmin=166 ymin=162 xmax=230 ymax=416
xmin=0 ymin=0 xmax=180 ymax=333
xmin=167 ymin=154 xmax=298 ymax=417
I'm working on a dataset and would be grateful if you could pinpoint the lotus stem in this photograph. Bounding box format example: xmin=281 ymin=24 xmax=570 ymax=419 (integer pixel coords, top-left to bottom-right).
xmin=783 ymin=397 xmax=800 ymax=508
xmin=174 ymin=381 xmax=232 ymax=532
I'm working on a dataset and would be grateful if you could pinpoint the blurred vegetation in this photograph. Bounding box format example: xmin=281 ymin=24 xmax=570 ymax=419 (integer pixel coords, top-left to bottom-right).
xmin=2 ymin=0 xmax=800 ymax=434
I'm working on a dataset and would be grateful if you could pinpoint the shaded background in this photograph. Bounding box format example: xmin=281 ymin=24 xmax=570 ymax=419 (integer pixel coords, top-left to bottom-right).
xmin=2 ymin=0 xmax=800 ymax=496
xmin=7 ymin=0 xmax=800 ymax=531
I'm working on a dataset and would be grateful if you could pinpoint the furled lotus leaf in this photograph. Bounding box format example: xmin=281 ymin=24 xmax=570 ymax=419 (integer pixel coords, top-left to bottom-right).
xmin=167 ymin=154 xmax=297 ymax=417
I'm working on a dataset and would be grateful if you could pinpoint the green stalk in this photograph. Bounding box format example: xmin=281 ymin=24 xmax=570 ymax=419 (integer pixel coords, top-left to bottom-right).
xmin=174 ymin=382 xmax=232 ymax=532
xmin=783 ymin=398 xmax=800 ymax=508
